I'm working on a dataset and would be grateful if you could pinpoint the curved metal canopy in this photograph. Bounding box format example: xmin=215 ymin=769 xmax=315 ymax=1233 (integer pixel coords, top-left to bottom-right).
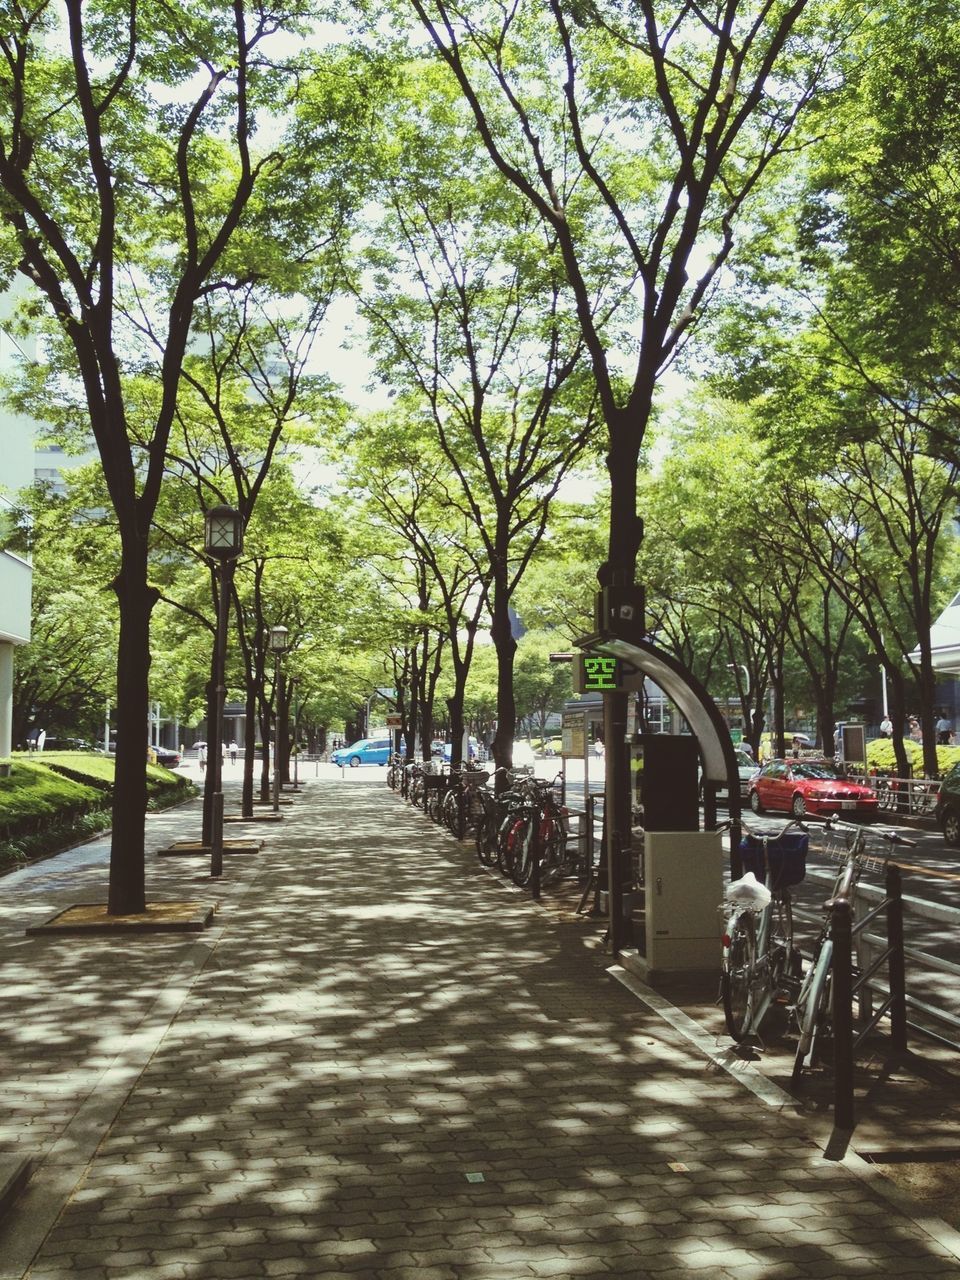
xmin=576 ymin=631 xmax=740 ymax=796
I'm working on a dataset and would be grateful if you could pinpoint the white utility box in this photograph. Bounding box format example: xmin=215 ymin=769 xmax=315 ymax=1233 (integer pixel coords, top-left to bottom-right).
xmin=642 ymin=831 xmax=723 ymax=976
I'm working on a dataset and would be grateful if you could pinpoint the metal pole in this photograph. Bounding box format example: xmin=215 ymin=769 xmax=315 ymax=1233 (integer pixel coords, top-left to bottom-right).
xmin=604 ymin=689 xmax=631 ymax=952
xmin=272 ymin=654 xmax=282 ymax=814
xmin=209 ymin=562 xmax=230 ymax=878
xmin=829 ymin=895 xmax=855 ymax=1130
xmin=887 ymin=864 xmax=908 ymax=1055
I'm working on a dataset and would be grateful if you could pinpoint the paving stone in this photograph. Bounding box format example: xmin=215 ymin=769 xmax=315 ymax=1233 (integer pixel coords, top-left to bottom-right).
xmin=1 ymin=777 xmax=959 ymax=1280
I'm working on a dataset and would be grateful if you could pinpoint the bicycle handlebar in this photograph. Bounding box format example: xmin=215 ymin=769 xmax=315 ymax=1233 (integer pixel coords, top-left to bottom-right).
xmin=823 ymin=815 xmax=918 ymax=848
xmin=740 ymin=815 xmax=809 ymax=840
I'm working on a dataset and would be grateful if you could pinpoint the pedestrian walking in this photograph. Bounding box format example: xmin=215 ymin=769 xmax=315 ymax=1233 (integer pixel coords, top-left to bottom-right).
xmin=197 ymin=742 xmax=207 ymax=772
xmin=937 ymin=710 xmax=953 ymax=745
xmin=909 ymin=716 xmax=922 ymax=743
xmin=880 ymin=714 xmax=893 ymax=737
xmin=229 ymin=740 xmax=238 ymax=764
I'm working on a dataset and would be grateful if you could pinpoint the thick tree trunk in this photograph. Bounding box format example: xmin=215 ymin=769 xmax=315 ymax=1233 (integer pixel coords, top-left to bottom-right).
xmin=489 ymin=584 xmax=517 ymax=774
xmin=241 ymin=680 xmax=257 ymax=817
xmin=108 ymin=541 xmax=156 ymax=915
xmin=813 ymin=692 xmax=835 ymax=757
xmin=278 ymin=678 xmax=291 ymax=784
xmin=887 ymin=670 xmax=911 ymax=778
xmin=446 ymin=676 xmax=467 ymax=769
xmin=601 ymin=412 xmax=646 ymax=952
xmin=259 ymin=696 xmax=272 ymax=802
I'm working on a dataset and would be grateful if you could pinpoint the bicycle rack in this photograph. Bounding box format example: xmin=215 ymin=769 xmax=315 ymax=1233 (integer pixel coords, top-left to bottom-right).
xmin=828 ymin=863 xmax=908 ymax=1130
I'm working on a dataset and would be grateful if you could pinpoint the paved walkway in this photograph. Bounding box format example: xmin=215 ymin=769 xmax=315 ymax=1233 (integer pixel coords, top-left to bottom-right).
xmin=1 ymin=772 xmax=959 ymax=1279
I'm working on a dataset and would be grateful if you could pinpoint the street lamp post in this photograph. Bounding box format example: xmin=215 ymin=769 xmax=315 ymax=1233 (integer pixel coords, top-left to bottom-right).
xmin=204 ymin=504 xmax=244 ymax=878
xmin=269 ymin=625 xmax=290 ymax=814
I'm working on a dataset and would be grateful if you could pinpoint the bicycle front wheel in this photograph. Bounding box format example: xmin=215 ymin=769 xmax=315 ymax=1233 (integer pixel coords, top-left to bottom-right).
xmin=498 ymin=815 xmax=526 ymax=880
xmin=721 ymin=911 xmax=758 ymax=1041
xmin=475 ymin=801 xmax=499 ymax=866
xmin=792 ymin=939 xmax=833 ymax=1086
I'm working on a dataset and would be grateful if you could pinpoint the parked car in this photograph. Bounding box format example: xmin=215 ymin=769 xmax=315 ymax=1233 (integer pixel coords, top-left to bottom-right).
xmin=702 ymin=748 xmax=758 ymax=803
xmin=748 ymin=759 xmax=878 ymax=818
xmin=441 ymin=737 xmax=481 ymax=763
xmin=148 ymin=745 xmax=182 ymax=768
xmin=935 ymin=762 xmax=960 ymax=844
xmin=331 ymin=737 xmax=392 ymax=767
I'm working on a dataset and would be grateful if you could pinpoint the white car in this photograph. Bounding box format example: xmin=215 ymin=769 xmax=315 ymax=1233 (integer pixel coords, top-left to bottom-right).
xmin=701 ymin=748 xmax=758 ymax=803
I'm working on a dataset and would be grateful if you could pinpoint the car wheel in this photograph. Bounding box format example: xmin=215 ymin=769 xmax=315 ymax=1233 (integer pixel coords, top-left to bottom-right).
xmin=749 ymin=790 xmax=763 ymax=814
xmin=943 ymin=808 xmax=960 ymax=847
xmin=791 ymin=793 xmax=807 ymax=819
xmin=349 ymin=756 xmax=361 ymax=768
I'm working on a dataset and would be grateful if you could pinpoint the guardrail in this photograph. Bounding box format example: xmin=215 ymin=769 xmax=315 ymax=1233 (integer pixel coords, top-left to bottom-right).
xmin=846 ymin=771 xmax=940 ymax=818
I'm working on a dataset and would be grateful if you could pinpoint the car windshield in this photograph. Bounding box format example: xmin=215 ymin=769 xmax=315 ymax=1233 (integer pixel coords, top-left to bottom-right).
xmin=792 ymin=763 xmax=840 ymax=780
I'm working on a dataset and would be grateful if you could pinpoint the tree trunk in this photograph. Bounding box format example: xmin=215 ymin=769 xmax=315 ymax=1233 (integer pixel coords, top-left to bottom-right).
xmin=602 ymin=407 xmax=647 ymax=953
xmin=489 ymin=583 xmax=518 ymax=773
xmin=813 ymin=691 xmax=835 ymax=757
xmin=278 ymin=677 xmax=291 ymax=784
xmin=887 ymin=669 xmax=912 ymax=778
xmin=241 ymin=680 xmax=257 ymax=817
xmin=108 ymin=540 xmax=157 ymax=915
xmin=259 ymin=694 xmax=272 ymax=802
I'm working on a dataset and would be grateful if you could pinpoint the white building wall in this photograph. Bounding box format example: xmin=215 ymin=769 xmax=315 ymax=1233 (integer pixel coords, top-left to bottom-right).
xmin=0 ymin=282 xmax=37 ymax=754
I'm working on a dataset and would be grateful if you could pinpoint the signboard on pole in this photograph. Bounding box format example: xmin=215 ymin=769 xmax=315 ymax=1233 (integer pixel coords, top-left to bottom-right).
xmin=385 ymin=713 xmax=402 ymax=729
xmin=562 ymin=711 xmax=586 ymax=759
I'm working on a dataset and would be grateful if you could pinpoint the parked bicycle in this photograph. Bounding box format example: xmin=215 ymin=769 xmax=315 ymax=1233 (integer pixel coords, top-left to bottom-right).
xmin=494 ymin=774 xmax=566 ymax=888
xmin=474 ymin=768 xmax=529 ymax=868
xmin=386 ymin=753 xmax=405 ymax=791
xmin=720 ymin=816 xmax=809 ymax=1042
xmin=790 ymin=816 xmax=916 ymax=1085
xmin=440 ymin=763 xmax=490 ymax=839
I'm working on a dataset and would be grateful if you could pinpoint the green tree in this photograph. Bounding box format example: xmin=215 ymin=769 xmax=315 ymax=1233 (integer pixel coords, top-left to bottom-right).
xmin=404 ymin=0 xmax=850 ymax=930
xmin=359 ymin=67 xmax=599 ymax=771
xmin=0 ymin=0 xmax=342 ymax=911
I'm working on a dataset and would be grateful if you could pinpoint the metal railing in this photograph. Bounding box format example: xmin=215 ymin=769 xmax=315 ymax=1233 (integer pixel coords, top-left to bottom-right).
xmin=828 ymin=864 xmax=908 ymax=1129
xmin=846 ymin=771 xmax=940 ymax=818
xmin=798 ymin=867 xmax=960 ymax=1054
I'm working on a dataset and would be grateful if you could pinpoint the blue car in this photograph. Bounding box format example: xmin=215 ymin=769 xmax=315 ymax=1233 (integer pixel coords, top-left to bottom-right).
xmin=332 ymin=737 xmax=392 ymax=767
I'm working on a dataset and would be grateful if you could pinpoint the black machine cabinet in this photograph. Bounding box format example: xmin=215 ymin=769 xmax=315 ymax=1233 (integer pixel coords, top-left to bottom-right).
xmin=632 ymin=734 xmax=700 ymax=831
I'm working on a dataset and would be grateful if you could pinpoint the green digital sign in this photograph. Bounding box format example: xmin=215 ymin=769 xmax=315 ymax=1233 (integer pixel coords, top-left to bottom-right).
xmin=582 ymin=655 xmax=620 ymax=692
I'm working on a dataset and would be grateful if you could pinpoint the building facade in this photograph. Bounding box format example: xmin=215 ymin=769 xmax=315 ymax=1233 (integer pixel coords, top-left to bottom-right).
xmin=0 ymin=285 xmax=35 ymax=757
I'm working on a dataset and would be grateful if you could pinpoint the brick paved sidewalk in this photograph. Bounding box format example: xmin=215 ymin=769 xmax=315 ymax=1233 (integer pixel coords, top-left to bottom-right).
xmin=1 ymin=775 xmax=959 ymax=1279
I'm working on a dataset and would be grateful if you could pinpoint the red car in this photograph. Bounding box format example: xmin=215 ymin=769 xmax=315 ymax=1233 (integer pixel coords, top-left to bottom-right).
xmin=749 ymin=759 xmax=877 ymax=818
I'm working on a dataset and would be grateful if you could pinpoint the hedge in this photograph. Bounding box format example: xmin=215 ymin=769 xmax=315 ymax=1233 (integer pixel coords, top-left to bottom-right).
xmin=864 ymin=738 xmax=960 ymax=778
xmin=0 ymin=752 xmax=194 ymax=868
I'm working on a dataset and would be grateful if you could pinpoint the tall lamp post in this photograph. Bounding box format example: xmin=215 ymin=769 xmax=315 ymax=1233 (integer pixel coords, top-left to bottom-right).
xmin=204 ymin=504 xmax=244 ymax=877
xmin=269 ymin=625 xmax=290 ymax=813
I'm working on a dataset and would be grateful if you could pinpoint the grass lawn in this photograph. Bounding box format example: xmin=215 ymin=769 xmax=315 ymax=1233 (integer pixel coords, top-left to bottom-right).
xmin=0 ymin=752 xmax=194 ymax=869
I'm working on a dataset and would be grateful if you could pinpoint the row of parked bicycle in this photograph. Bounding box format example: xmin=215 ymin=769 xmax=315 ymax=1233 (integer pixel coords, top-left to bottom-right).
xmin=386 ymin=754 xmax=580 ymax=888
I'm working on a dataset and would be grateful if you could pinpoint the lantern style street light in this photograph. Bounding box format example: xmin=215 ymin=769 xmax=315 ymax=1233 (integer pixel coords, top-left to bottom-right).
xmin=269 ymin=625 xmax=291 ymax=813
xmin=204 ymin=504 xmax=244 ymax=877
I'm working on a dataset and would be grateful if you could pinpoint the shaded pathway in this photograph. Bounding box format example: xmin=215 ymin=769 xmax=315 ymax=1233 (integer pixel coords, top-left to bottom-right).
xmin=1 ymin=777 xmax=959 ymax=1278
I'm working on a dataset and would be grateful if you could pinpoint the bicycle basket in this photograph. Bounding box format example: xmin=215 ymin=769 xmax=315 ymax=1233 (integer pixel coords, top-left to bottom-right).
xmin=739 ymin=831 xmax=808 ymax=888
